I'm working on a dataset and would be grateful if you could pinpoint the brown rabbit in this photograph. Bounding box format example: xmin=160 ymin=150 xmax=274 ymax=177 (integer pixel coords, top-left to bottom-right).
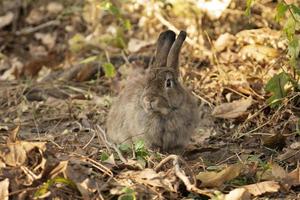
xmin=106 ymin=30 xmax=199 ymax=153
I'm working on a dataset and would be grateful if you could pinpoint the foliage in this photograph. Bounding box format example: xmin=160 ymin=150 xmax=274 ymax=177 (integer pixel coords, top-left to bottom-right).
xmin=34 ymin=177 xmax=78 ymax=198
xmin=248 ymin=1 xmax=300 ymax=107
xmin=118 ymin=187 xmax=136 ymax=200
xmin=118 ymin=140 xmax=149 ymax=167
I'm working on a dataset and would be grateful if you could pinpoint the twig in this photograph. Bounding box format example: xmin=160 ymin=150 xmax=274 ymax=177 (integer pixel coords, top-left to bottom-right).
xmin=96 ymin=125 xmax=127 ymax=164
xmin=192 ymin=91 xmax=214 ymax=109
xmin=15 ymin=20 xmax=60 ymax=35
xmin=73 ymin=153 xmax=113 ymax=177
xmin=82 ymin=129 xmax=96 ymax=150
xmin=155 ymin=155 xmax=213 ymax=197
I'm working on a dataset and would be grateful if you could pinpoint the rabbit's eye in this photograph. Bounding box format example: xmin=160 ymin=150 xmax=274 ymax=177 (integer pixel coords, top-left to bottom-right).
xmin=165 ymin=78 xmax=173 ymax=88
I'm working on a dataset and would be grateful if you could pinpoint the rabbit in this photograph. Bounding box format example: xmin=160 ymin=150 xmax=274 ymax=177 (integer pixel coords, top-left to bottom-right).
xmin=106 ymin=30 xmax=199 ymax=153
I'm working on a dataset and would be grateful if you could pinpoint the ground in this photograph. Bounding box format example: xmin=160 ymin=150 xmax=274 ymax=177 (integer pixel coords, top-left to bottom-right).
xmin=0 ymin=0 xmax=300 ymax=199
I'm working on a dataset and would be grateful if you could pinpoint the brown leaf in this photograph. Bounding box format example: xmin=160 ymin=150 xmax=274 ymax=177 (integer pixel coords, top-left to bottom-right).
xmin=0 ymin=141 xmax=46 ymax=167
xmin=196 ymin=164 xmax=243 ymax=187
xmin=262 ymin=133 xmax=286 ymax=150
xmin=286 ymin=165 xmax=300 ymax=187
xmin=47 ymin=2 xmax=64 ymax=14
xmin=212 ymin=97 xmax=252 ymax=119
xmin=0 ymin=178 xmax=9 ymax=200
xmin=225 ymin=188 xmax=251 ymax=200
xmin=260 ymin=162 xmax=287 ymax=181
xmin=214 ymin=33 xmax=235 ymax=52
xmin=0 ymin=12 xmax=14 ymax=29
xmin=25 ymin=9 xmax=44 ymax=25
xmin=239 ymin=44 xmax=279 ymax=62
xmin=120 ymin=168 xmax=174 ymax=191
xmin=243 ymin=181 xmax=280 ymax=196
xmin=7 ymin=126 xmax=20 ymax=143
xmin=128 ymin=38 xmax=154 ymax=53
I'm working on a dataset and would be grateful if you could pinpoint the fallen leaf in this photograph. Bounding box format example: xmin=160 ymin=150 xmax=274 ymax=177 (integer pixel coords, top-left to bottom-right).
xmin=239 ymin=44 xmax=279 ymax=61
xmin=243 ymin=181 xmax=280 ymax=196
xmin=286 ymin=165 xmax=300 ymax=187
xmin=290 ymin=141 xmax=300 ymax=149
xmin=26 ymin=9 xmax=44 ymax=25
xmin=0 ymin=141 xmax=46 ymax=167
xmin=128 ymin=38 xmax=154 ymax=53
xmin=214 ymin=33 xmax=235 ymax=52
xmin=196 ymin=163 xmax=243 ymax=187
xmin=47 ymin=2 xmax=64 ymax=14
xmin=197 ymin=0 xmax=231 ymax=20
xmin=225 ymin=188 xmax=250 ymax=200
xmin=35 ymin=33 xmax=57 ymax=49
xmin=120 ymin=168 xmax=174 ymax=191
xmin=212 ymin=97 xmax=252 ymax=119
xmin=260 ymin=162 xmax=287 ymax=181
xmin=0 ymin=178 xmax=9 ymax=200
xmin=0 ymin=12 xmax=14 ymax=29
xmin=262 ymin=133 xmax=286 ymax=150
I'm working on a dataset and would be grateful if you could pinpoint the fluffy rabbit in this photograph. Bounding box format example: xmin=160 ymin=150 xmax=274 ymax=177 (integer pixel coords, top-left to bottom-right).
xmin=106 ymin=30 xmax=199 ymax=153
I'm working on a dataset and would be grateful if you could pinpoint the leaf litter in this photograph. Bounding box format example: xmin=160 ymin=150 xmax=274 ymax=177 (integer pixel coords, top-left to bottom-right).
xmin=0 ymin=0 xmax=300 ymax=199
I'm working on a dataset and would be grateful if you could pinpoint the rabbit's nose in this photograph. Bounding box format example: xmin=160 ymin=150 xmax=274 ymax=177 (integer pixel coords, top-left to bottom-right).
xmin=143 ymin=97 xmax=154 ymax=112
xmin=142 ymin=97 xmax=169 ymax=115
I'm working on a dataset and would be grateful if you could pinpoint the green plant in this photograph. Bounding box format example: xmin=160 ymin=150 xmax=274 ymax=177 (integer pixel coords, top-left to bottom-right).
xmin=34 ymin=177 xmax=77 ymax=198
xmin=247 ymin=1 xmax=300 ymax=107
xmin=118 ymin=140 xmax=149 ymax=167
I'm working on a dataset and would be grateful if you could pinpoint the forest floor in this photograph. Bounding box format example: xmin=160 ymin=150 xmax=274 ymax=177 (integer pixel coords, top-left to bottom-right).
xmin=0 ymin=0 xmax=299 ymax=199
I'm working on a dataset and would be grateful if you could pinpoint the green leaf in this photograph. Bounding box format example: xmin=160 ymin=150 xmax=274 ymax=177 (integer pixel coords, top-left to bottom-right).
xmin=34 ymin=177 xmax=77 ymax=198
xmin=265 ymin=72 xmax=290 ymax=107
xmin=119 ymin=187 xmax=136 ymax=200
xmin=275 ymin=2 xmax=288 ymax=22
xmin=134 ymin=140 xmax=145 ymax=152
xmin=103 ymin=62 xmax=116 ymax=78
xmin=283 ymin=16 xmax=296 ymax=41
xmin=118 ymin=143 xmax=131 ymax=153
xmin=245 ymin=0 xmax=254 ymax=16
xmin=118 ymin=193 xmax=136 ymax=200
xmin=68 ymin=33 xmax=85 ymax=53
xmin=288 ymin=36 xmax=300 ymax=68
xmin=121 ymin=187 xmax=134 ymax=194
xmin=100 ymin=151 xmax=109 ymax=161
xmin=79 ymin=55 xmax=98 ymax=64
xmin=291 ymin=4 xmax=300 ymax=16
xmin=123 ymin=19 xmax=132 ymax=30
xmin=102 ymin=1 xmax=120 ymax=17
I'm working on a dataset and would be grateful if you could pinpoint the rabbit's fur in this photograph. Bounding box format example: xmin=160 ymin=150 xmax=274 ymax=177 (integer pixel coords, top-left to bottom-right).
xmin=106 ymin=30 xmax=199 ymax=153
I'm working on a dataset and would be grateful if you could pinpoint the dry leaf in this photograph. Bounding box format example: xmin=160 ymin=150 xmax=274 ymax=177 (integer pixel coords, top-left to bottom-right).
xmin=270 ymin=163 xmax=287 ymax=180
xmin=243 ymin=181 xmax=280 ymax=196
xmin=214 ymin=33 xmax=235 ymax=52
xmin=239 ymin=44 xmax=279 ymax=61
xmin=286 ymin=166 xmax=300 ymax=187
xmin=35 ymin=33 xmax=57 ymax=49
xmin=0 ymin=178 xmax=9 ymax=200
xmin=260 ymin=162 xmax=287 ymax=181
xmin=197 ymin=0 xmax=231 ymax=20
xmin=0 ymin=141 xmax=46 ymax=167
xmin=0 ymin=12 xmax=14 ymax=29
xmin=196 ymin=164 xmax=243 ymax=187
xmin=212 ymin=97 xmax=252 ymax=119
xmin=47 ymin=2 xmax=64 ymax=14
xmin=26 ymin=9 xmax=44 ymax=25
xmin=225 ymin=188 xmax=250 ymax=200
xmin=128 ymin=38 xmax=154 ymax=53
xmin=120 ymin=168 xmax=174 ymax=191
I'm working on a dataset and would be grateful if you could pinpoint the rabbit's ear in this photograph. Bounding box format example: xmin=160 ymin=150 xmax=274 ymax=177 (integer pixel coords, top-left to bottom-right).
xmin=167 ymin=31 xmax=187 ymax=72
xmin=154 ymin=30 xmax=176 ymax=68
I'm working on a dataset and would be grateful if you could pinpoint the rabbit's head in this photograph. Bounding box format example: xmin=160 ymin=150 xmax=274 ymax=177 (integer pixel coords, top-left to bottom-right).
xmin=141 ymin=30 xmax=188 ymax=115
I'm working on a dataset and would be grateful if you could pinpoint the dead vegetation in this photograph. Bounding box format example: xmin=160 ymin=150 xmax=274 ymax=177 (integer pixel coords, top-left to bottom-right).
xmin=0 ymin=0 xmax=300 ymax=199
